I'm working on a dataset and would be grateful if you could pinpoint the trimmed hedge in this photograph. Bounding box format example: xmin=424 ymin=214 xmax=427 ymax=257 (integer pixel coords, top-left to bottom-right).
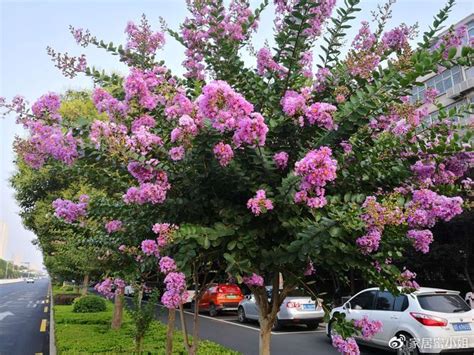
xmin=73 ymin=295 xmax=106 ymax=313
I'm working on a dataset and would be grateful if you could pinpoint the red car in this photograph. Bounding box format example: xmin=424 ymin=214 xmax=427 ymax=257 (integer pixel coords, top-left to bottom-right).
xmin=195 ymin=283 xmax=244 ymax=316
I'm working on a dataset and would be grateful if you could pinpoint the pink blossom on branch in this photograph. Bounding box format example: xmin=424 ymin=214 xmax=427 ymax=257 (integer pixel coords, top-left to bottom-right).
xmin=273 ymin=151 xmax=289 ymax=170
xmin=243 ymin=273 xmax=264 ymax=287
xmin=331 ymin=334 xmax=360 ymax=355
xmin=105 ymin=220 xmax=123 ymax=233
xmin=213 ymin=142 xmax=234 ymax=167
xmin=407 ymin=229 xmax=434 ymax=254
xmin=247 ymin=189 xmax=274 ymax=216
xmin=354 ymin=316 xmax=383 ymax=339
xmin=52 ymin=195 xmax=89 ymax=223
xmin=141 ymin=239 xmax=159 ymax=257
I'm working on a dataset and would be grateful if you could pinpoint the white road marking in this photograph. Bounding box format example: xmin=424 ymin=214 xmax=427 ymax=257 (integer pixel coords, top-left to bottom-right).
xmin=0 ymin=311 xmax=14 ymax=321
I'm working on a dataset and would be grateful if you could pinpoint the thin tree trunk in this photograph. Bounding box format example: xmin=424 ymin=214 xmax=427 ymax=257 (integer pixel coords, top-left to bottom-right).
xmin=179 ymin=304 xmax=192 ymax=353
xmin=165 ymin=308 xmax=176 ymax=355
xmin=111 ymin=287 xmax=124 ymax=329
xmin=81 ymin=274 xmax=89 ymax=295
xmin=259 ymin=318 xmax=272 ymax=355
xmin=190 ymin=267 xmax=200 ymax=354
xmin=135 ymin=335 xmax=144 ymax=354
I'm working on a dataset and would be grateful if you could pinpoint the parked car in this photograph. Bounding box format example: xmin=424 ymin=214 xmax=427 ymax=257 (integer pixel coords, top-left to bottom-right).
xmin=193 ymin=283 xmax=243 ymax=316
xmin=26 ymin=278 xmax=35 ymax=283
xmin=327 ymin=287 xmax=474 ymax=354
xmin=238 ymin=287 xmax=324 ymax=330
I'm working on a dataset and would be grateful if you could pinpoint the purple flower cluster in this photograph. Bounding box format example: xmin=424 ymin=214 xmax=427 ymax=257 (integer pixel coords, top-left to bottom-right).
xmin=398 ymin=269 xmax=420 ymax=290
xmin=124 ymin=16 xmax=165 ymax=55
xmin=152 ymin=223 xmax=177 ymax=248
xmin=123 ymin=170 xmax=170 ymax=205
xmin=243 ymin=273 xmax=264 ymax=287
xmin=281 ymin=90 xmax=337 ymax=129
xmin=169 ymin=146 xmax=185 ymax=161
xmin=213 ymin=142 xmax=234 ymax=167
xmin=124 ymin=66 xmax=167 ymax=110
xmin=105 ymin=220 xmax=123 ymax=233
xmin=294 ymin=147 xmax=337 ymax=208
xmin=406 ymin=189 xmax=463 ymax=228
xmin=356 ymin=228 xmax=382 ymax=255
xmin=233 ymin=113 xmax=269 ymax=147
xmin=303 ymin=0 xmax=336 ymax=39
xmin=407 ymin=229 xmax=434 ymax=254
xmin=165 ymin=91 xmax=196 ymax=120
xmin=354 ymin=316 xmax=383 ymax=339
xmin=340 ymin=141 xmax=352 ymax=154
xmin=95 ymin=278 xmax=125 ymax=299
xmin=314 ymin=67 xmax=331 ymax=93
xmin=127 ymin=161 xmax=156 ymax=183
xmin=159 ymin=256 xmax=177 ymax=274
xmin=92 ymin=88 xmax=128 ymax=121
xmin=423 ymin=87 xmax=439 ymax=104
xmin=162 ymin=271 xmax=187 ymax=309
xmin=435 ymin=26 xmax=467 ymax=59
xmin=170 ymin=114 xmax=199 ymax=144
xmin=247 ymin=190 xmax=274 ymax=216
xmin=141 ymin=239 xmax=159 ymax=257
xmin=381 ymin=25 xmax=410 ymax=51
xmin=352 ymin=22 xmax=376 ymax=51
xmin=411 ymin=153 xmax=472 ymax=186
xmin=31 ymin=93 xmax=61 ymax=122
xmin=273 ymin=151 xmax=289 ymax=170
xmin=52 ymin=195 xmax=89 ymax=223
xmin=256 ymin=47 xmax=287 ymax=78
xmin=331 ymin=334 xmax=360 ymax=355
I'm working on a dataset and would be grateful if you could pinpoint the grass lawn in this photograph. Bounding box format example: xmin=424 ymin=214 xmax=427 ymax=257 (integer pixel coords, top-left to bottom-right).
xmin=53 ymin=301 xmax=239 ymax=354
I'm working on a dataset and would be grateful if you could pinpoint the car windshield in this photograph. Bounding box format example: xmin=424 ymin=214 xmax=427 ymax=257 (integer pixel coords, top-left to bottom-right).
xmin=417 ymin=294 xmax=471 ymax=313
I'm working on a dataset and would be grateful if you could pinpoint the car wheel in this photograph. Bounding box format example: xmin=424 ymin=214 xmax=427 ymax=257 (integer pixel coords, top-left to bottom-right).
xmin=237 ymin=307 xmax=247 ymax=323
xmin=209 ymin=303 xmax=218 ymax=317
xmin=395 ymin=332 xmax=420 ymax=355
xmin=306 ymin=322 xmax=319 ymax=330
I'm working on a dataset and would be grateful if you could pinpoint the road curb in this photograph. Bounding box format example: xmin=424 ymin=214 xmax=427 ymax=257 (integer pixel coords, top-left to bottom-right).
xmin=49 ymin=282 xmax=57 ymax=355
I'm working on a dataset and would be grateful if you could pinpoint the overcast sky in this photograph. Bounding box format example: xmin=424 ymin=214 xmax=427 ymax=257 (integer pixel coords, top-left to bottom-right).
xmin=0 ymin=0 xmax=472 ymax=270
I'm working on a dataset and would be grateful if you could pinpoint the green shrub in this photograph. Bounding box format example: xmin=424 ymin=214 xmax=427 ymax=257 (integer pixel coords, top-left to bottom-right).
xmin=54 ymin=293 xmax=81 ymax=305
xmin=73 ymin=295 xmax=106 ymax=313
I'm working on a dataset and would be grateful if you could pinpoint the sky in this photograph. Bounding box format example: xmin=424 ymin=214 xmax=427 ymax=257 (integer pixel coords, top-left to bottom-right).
xmin=0 ymin=0 xmax=472 ymax=270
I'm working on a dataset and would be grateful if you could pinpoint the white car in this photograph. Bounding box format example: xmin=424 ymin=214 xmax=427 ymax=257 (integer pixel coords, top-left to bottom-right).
xmin=238 ymin=287 xmax=324 ymax=330
xmin=26 ymin=278 xmax=35 ymax=283
xmin=327 ymin=287 xmax=474 ymax=354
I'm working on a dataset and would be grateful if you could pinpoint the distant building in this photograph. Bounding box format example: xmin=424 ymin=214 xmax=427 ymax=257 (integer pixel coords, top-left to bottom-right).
xmin=411 ymin=14 xmax=474 ymax=124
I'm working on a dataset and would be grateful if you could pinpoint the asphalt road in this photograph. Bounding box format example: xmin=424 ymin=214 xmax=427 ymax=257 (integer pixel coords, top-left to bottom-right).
xmin=0 ymin=278 xmax=50 ymax=355
xmin=136 ymin=299 xmax=388 ymax=355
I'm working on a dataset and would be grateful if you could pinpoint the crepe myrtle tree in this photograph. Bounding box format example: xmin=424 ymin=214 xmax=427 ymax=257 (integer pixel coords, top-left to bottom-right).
xmin=2 ymin=0 xmax=474 ymax=354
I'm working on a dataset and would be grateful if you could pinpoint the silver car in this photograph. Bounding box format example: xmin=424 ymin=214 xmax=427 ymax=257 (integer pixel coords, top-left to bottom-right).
xmin=237 ymin=287 xmax=324 ymax=330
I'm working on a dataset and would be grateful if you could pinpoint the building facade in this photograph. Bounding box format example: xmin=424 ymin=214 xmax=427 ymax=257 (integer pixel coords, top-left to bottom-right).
xmin=411 ymin=13 xmax=474 ymax=124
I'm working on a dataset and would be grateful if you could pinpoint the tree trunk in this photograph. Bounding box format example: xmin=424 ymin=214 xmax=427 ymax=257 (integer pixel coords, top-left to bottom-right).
xmin=165 ymin=308 xmax=176 ymax=355
xmin=81 ymin=274 xmax=89 ymax=295
xmin=259 ymin=318 xmax=272 ymax=355
xmin=111 ymin=287 xmax=124 ymax=329
xmin=135 ymin=335 xmax=144 ymax=354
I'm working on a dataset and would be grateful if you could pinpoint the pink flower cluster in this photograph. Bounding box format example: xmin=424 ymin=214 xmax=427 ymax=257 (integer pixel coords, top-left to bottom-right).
xmin=299 ymin=51 xmax=313 ymax=78
xmin=162 ymin=271 xmax=187 ymax=309
xmin=303 ymin=0 xmax=336 ymax=39
xmin=165 ymin=91 xmax=196 ymax=120
xmin=123 ymin=170 xmax=171 ymax=205
xmin=169 ymin=146 xmax=185 ymax=161
xmin=213 ymin=142 xmax=234 ymax=167
xmin=141 ymin=239 xmax=159 ymax=257
xmin=170 ymin=114 xmax=200 ymax=144
xmin=247 ymin=189 xmax=274 ymax=216
xmin=95 ymin=278 xmax=125 ymax=299
xmin=304 ymin=261 xmax=316 ymax=276
xmin=356 ymin=228 xmax=382 ymax=255
xmin=398 ymin=269 xmax=420 ymax=290
xmin=152 ymin=223 xmax=177 ymax=248
xmin=435 ymin=25 xmax=467 ymax=59
xmin=423 ymin=87 xmax=439 ymax=104
xmin=407 ymin=229 xmax=434 ymax=254
xmin=314 ymin=68 xmax=331 ymax=92
xmin=406 ymin=189 xmax=463 ymax=228
xmin=105 ymin=220 xmax=123 ymax=233
xmin=273 ymin=151 xmax=289 ymax=170
xmin=256 ymin=47 xmax=287 ymax=78
xmin=294 ymin=147 xmax=337 ymax=208
xmin=281 ymin=90 xmax=337 ymax=129
xmin=20 ymin=121 xmax=79 ymax=169
xmin=331 ymin=334 xmax=360 ymax=355
xmin=159 ymin=256 xmax=177 ymax=274
xmin=31 ymin=93 xmax=61 ymax=122
xmin=340 ymin=141 xmax=352 ymax=154
xmin=89 ymin=120 xmax=128 ymax=150
xmin=124 ymin=66 xmax=167 ymax=110
xmin=354 ymin=316 xmax=383 ymax=339
xmin=52 ymin=195 xmax=89 ymax=223
xmin=197 ymin=80 xmax=254 ymax=132
xmin=381 ymin=25 xmax=410 ymax=51
xmin=243 ymin=273 xmax=264 ymax=287
xmin=124 ymin=16 xmax=165 ymax=55
xmin=92 ymin=88 xmax=128 ymax=121
xmin=352 ymin=21 xmax=376 ymax=51
xmin=233 ymin=113 xmax=269 ymax=147
xmin=411 ymin=153 xmax=472 ymax=186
